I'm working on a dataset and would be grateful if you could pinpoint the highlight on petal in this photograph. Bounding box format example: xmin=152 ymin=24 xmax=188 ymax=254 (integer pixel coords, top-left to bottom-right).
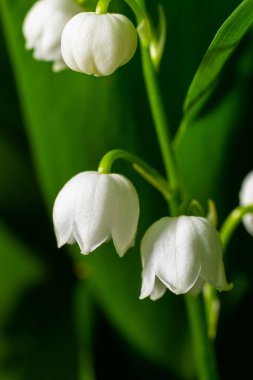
xmin=53 ymin=175 xmax=76 ymax=248
xmin=74 ymin=173 xmax=110 ymax=253
xmin=110 ymin=174 xmax=140 ymax=257
xmin=188 ymin=217 xmax=232 ymax=292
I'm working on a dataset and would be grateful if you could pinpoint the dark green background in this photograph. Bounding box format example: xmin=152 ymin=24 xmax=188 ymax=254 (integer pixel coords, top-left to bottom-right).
xmin=1 ymin=0 xmax=253 ymax=379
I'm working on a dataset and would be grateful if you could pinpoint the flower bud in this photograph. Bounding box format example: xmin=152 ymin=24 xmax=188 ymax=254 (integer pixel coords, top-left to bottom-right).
xmin=61 ymin=12 xmax=138 ymax=76
xmin=239 ymin=171 xmax=253 ymax=235
xmin=53 ymin=171 xmax=140 ymax=256
xmin=23 ymin=0 xmax=82 ymax=71
xmin=140 ymin=216 xmax=232 ymax=300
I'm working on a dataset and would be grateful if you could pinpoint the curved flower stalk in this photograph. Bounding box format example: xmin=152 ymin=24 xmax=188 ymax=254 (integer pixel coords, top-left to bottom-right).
xmin=140 ymin=216 xmax=232 ymax=300
xmin=61 ymin=12 xmax=138 ymax=76
xmin=23 ymin=0 xmax=83 ymax=71
xmin=239 ymin=170 xmax=253 ymax=235
xmin=53 ymin=171 xmax=140 ymax=256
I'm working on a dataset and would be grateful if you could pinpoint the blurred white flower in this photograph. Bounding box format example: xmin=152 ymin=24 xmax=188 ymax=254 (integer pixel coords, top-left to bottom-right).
xmin=61 ymin=12 xmax=138 ymax=76
xmin=53 ymin=171 xmax=140 ymax=256
xmin=239 ymin=171 xmax=253 ymax=235
xmin=23 ymin=0 xmax=82 ymax=71
xmin=140 ymin=216 xmax=232 ymax=300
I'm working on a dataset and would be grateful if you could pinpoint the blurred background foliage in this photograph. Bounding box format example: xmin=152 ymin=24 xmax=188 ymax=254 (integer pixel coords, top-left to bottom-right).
xmin=0 ymin=0 xmax=253 ymax=379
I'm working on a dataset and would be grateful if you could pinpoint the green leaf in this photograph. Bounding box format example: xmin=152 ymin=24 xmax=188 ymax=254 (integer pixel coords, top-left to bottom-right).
xmin=176 ymin=0 xmax=253 ymax=142
xmin=176 ymin=84 xmax=243 ymax=201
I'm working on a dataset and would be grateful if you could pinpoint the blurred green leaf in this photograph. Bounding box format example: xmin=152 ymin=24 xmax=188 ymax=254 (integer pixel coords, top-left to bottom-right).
xmin=0 ymin=222 xmax=45 ymax=326
xmin=176 ymin=0 xmax=253 ymax=142
xmin=0 ymin=0 xmax=193 ymax=377
xmin=0 ymin=222 xmax=45 ymax=380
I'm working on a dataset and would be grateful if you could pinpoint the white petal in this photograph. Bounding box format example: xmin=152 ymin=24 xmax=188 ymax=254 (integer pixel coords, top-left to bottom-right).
xmin=239 ymin=171 xmax=253 ymax=235
xmin=52 ymin=58 xmax=67 ymax=72
xmin=241 ymin=214 xmax=253 ymax=236
xmin=139 ymin=274 xmax=166 ymax=301
xmin=139 ymin=268 xmax=156 ymax=300
xmin=70 ymin=172 xmax=112 ymax=254
xmin=93 ymin=13 xmax=138 ymax=75
xmin=150 ymin=278 xmax=167 ymax=301
xmin=23 ymin=0 xmax=82 ymax=64
xmin=53 ymin=176 xmax=76 ymax=247
xmin=109 ymin=174 xmax=139 ymax=257
xmin=53 ymin=171 xmax=110 ymax=252
xmin=141 ymin=217 xmax=201 ymax=296
xmin=61 ymin=12 xmax=138 ymax=76
xmin=239 ymin=171 xmax=253 ymax=206
xmin=190 ymin=217 xmax=232 ymax=291
xmin=188 ymin=277 xmax=205 ymax=296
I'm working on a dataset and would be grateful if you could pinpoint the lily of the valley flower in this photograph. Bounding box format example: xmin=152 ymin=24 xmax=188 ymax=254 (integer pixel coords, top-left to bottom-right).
xmin=140 ymin=216 xmax=232 ymax=300
xmin=53 ymin=171 xmax=139 ymax=256
xmin=239 ymin=171 xmax=253 ymax=235
xmin=23 ymin=0 xmax=82 ymax=71
xmin=61 ymin=12 xmax=138 ymax=76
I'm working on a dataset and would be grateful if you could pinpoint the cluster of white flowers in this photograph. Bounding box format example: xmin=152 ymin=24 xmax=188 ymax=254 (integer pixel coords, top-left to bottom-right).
xmin=23 ymin=0 xmax=138 ymax=75
xmin=53 ymin=170 xmax=231 ymax=299
xmin=23 ymin=1 xmax=235 ymax=301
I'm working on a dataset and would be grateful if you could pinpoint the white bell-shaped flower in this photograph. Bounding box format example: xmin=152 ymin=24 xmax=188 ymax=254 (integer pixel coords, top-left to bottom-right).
xmin=239 ymin=171 xmax=253 ymax=235
xmin=140 ymin=216 xmax=232 ymax=300
xmin=61 ymin=12 xmax=138 ymax=76
xmin=23 ymin=0 xmax=82 ymax=71
xmin=53 ymin=171 xmax=140 ymax=256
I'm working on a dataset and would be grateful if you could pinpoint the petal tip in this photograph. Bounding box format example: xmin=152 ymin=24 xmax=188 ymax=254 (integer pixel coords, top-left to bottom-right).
xmin=114 ymin=241 xmax=132 ymax=257
xmin=221 ymin=281 xmax=233 ymax=292
xmin=80 ymin=249 xmax=91 ymax=256
xmin=139 ymin=286 xmax=150 ymax=300
xmin=56 ymin=237 xmax=65 ymax=249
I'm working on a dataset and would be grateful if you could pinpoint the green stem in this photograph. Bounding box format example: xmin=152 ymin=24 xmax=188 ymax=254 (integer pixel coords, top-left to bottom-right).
xmin=96 ymin=0 xmax=111 ymax=14
xmin=73 ymin=281 xmax=95 ymax=380
xmin=203 ymin=204 xmax=253 ymax=340
xmin=141 ymin=36 xmax=220 ymax=380
xmin=203 ymin=284 xmax=220 ymax=340
xmin=220 ymin=204 xmax=253 ymax=253
xmin=140 ymin=44 xmax=180 ymax=215
xmin=185 ymin=296 xmax=219 ymax=380
xmin=137 ymin=2 xmax=219 ymax=379
xmin=98 ymin=149 xmax=171 ymax=200
xmin=124 ymin=0 xmax=146 ymax=22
